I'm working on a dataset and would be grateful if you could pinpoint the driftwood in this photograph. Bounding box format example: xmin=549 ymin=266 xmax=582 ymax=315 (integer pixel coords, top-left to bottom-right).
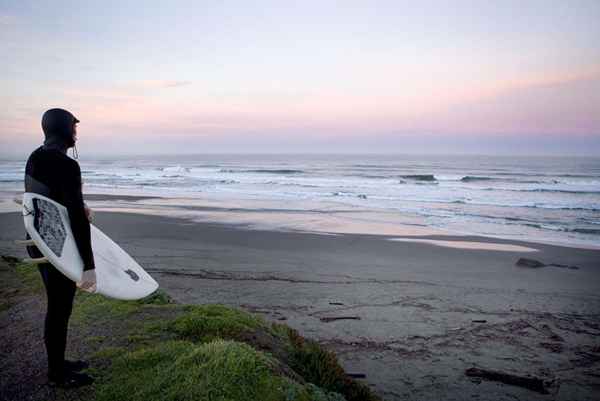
xmin=465 ymin=367 xmax=553 ymax=394
xmin=346 ymin=373 xmax=366 ymax=379
xmin=516 ymin=258 xmax=579 ymax=270
xmin=472 ymin=320 xmax=487 ymax=323
xmin=320 ymin=316 xmax=361 ymax=323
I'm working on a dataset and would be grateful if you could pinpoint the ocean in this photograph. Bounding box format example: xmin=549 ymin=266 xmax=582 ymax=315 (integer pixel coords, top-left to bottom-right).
xmin=1 ymin=154 xmax=599 ymax=248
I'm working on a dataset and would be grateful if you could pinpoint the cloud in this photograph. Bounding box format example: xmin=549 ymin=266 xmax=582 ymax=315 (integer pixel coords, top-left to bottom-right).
xmin=0 ymin=14 xmax=17 ymax=27
xmin=410 ymin=69 xmax=600 ymax=137
xmin=131 ymin=80 xmax=192 ymax=90
xmin=163 ymin=80 xmax=192 ymax=88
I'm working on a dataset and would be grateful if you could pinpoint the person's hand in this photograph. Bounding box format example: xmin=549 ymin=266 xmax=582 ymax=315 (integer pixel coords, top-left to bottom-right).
xmin=84 ymin=204 xmax=94 ymax=222
xmin=77 ymin=269 xmax=97 ymax=293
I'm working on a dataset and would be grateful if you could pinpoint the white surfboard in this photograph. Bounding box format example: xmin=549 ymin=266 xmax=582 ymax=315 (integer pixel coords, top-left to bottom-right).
xmin=21 ymin=192 xmax=158 ymax=300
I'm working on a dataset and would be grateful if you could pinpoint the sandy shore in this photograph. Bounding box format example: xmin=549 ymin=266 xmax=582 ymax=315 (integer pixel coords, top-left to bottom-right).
xmin=1 ymin=207 xmax=599 ymax=400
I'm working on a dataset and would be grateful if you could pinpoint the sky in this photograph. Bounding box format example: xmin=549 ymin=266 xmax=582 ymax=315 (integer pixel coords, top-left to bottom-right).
xmin=1 ymin=0 xmax=600 ymax=156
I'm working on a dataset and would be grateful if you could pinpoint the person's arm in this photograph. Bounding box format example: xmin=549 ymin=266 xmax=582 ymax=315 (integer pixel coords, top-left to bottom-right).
xmin=62 ymin=160 xmax=95 ymax=271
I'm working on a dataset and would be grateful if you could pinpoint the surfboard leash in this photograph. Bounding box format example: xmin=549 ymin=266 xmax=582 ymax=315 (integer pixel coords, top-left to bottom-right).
xmin=22 ymin=204 xmax=34 ymax=217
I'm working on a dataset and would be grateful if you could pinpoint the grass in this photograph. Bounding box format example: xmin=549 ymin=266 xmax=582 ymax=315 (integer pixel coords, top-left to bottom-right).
xmin=2 ymin=256 xmax=381 ymax=401
xmin=167 ymin=304 xmax=266 ymax=342
xmin=0 ymin=256 xmax=44 ymax=311
xmin=92 ymin=339 xmax=347 ymax=401
xmin=160 ymin=305 xmax=380 ymax=401
xmin=12 ymin=258 xmax=45 ymax=293
xmin=286 ymin=328 xmax=378 ymax=401
xmin=71 ymin=288 xmax=175 ymax=323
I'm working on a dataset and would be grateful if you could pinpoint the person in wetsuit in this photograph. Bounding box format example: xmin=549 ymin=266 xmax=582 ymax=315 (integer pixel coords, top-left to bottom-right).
xmin=25 ymin=108 xmax=97 ymax=388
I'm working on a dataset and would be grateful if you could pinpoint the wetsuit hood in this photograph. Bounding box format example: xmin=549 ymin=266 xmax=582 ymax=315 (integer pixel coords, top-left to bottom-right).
xmin=42 ymin=108 xmax=79 ymax=151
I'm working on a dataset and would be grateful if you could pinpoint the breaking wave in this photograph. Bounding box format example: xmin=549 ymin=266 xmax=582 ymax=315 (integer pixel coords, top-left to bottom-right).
xmin=400 ymin=174 xmax=437 ymax=182
xmin=460 ymin=176 xmax=494 ymax=182
xmin=220 ymin=169 xmax=304 ymax=174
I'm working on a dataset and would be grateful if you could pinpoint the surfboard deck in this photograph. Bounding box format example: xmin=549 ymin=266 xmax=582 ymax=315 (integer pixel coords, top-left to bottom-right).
xmin=22 ymin=192 xmax=158 ymax=300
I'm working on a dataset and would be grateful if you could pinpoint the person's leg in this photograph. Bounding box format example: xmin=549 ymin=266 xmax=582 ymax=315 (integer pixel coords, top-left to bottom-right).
xmin=38 ymin=263 xmax=76 ymax=380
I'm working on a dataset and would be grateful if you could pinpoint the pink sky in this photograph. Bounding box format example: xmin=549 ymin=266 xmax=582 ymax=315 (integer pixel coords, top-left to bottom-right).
xmin=2 ymin=0 xmax=599 ymax=155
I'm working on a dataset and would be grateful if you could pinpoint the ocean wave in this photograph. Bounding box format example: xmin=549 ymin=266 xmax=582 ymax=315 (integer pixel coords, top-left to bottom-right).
xmin=530 ymin=188 xmax=600 ymax=194
xmin=524 ymin=204 xmax=600 ymax=212
xmin=400 ymin=174 xmax=436 ymax=182
xmin=522 ymin=224 xmax=600 ymax=235
xmin=220 ymin=168 xmax=304 ymax=174
xmin=455 ymin=199 xmax=599 ymax=211
xmin=264 ymin=181 xmax=320 ymax=188
xmin=423 ymin=209 xmax=600 ymax=235
xmin=332 ymin=191 xmax=368 ymax=199
xmin=350 ymin=164 xmax=386 ymax=168
xmin=479 ymin=187 xmax=600 ymax=195
xmin=567 ymin=228 xmax=600 ymax=235
xmin=405 ymin=197 xmax=600 ymax=211
xmin=351 ymin=174 xmax=391 ymax=179
xmin=161 ymin=166 xmax=191 ymax=173
xmin=460 ymin=176 xmax=494 ymax=182
xmin=559 ymin=174 xmax=600 ymax=178
xmin=455 ymin=176 xmax=549 ymax=184
xmin=517 ymin=180 xmax=550 ymax=184
xmin=494 ymin=172 xmax=599 ymax=179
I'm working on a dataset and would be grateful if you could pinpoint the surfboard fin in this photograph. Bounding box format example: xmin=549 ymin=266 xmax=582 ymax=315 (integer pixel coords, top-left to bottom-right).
xmin=14 ymin=239 xmax=36 ymax=246
xmin=22 ymin=257 xmax=48 ymax=265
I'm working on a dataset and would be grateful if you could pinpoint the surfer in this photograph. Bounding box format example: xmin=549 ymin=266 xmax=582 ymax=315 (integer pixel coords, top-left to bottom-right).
xmin=24 ymin=108 xmax=96 ymax=388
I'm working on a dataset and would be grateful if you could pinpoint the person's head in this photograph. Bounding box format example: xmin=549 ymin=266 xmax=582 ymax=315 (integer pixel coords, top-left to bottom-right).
xmin=41 ymin=108 xmax=79 ymax=150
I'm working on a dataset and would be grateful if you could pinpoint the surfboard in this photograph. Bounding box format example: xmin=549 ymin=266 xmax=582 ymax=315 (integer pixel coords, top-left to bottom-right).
xmin=21 ymin=192 xmax=158 ymax=300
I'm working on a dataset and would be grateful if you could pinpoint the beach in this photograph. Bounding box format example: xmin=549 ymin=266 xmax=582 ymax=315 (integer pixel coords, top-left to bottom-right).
xmin=1 ymin=195 xmax=599 ymax=400
xmin=3 ymin=0 xmax=600 ymax=398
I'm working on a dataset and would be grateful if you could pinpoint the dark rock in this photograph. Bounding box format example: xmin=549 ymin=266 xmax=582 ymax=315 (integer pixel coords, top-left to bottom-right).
xmin=516 ymin=258 xmax=546 ymax=268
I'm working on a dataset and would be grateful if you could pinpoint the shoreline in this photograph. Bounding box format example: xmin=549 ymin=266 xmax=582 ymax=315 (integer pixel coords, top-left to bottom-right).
xmin=1 ymin=191 xmax=599 ymax=251
xmin=2 ymin=209 xmax=600 ymax=400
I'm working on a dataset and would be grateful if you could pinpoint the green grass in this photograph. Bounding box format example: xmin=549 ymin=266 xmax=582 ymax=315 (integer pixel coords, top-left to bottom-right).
xmin=286 ymin=329 xmax=378 ymax=401
xmin=162 ymin=305 xmax=380 ymax=401
xmin=92 ymin=346 xmax=127 ymax=360
xmin=167 ymin=304 xmax=267 ymax=342
xmin=72 ymin=288 xmax=175 ymax=323
xmin=92 ymin=339 xmax=346 ymax=401
xmin=0 ymin=256 xmax=44 ymax=311
xmin=14 ymin=261 xmax=45 ymax=293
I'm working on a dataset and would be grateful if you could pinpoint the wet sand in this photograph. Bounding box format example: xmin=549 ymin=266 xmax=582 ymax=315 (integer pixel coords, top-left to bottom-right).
xmin=1 ymin=209 xmax=599 ymax=400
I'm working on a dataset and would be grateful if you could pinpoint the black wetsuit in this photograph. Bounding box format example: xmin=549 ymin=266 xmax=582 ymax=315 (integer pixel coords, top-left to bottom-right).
xmin=24 ymin=108 xmax=95 ymax=380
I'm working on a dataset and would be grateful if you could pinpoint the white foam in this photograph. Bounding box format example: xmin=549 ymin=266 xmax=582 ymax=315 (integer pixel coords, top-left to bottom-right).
xmin=387 ymin=238 xmax=539 ymax=252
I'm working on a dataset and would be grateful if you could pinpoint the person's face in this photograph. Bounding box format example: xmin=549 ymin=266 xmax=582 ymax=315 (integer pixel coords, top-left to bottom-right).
xmin=73 ymin=123 xmax=78 ymax=143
